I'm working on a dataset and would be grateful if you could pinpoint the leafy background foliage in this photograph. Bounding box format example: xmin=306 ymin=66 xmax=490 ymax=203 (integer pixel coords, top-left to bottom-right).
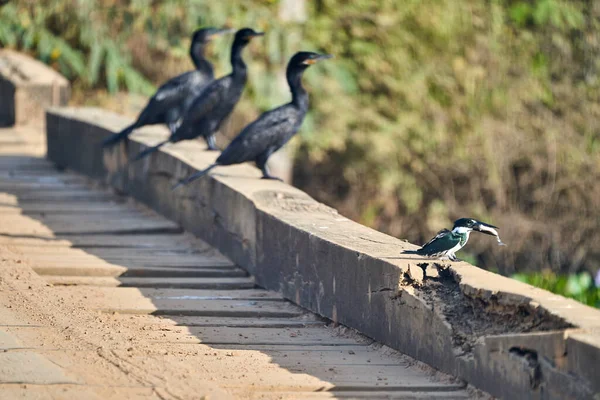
xmin=1 ymin=0 xmax=599 ymax=306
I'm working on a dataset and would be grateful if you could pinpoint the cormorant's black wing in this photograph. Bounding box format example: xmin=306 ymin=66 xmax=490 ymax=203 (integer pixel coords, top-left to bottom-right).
xmin=153 ymin=70 xmax=210 ymax=103
xmin=102 ymin=70 xmax=212 ymax=147
xmin=134 ymin=70 xmax=212 ymax=128
xmin=169 ymin=76 xmax=233 ymax=142
xmin=182 ymin=76 xmax=232 ymax=123
xmin=217 ymin=105 xmax=301 ymax=165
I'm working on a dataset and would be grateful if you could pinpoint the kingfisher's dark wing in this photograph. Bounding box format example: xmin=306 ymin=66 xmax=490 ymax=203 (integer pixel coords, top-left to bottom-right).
xmin=217 ymin=105 xmax=301 ymax=165
xmin=417 ymin=229 xmax=460 ymax=256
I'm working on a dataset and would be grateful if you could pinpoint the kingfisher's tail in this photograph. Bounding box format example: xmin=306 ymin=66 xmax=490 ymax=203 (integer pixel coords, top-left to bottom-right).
xmin=171 ymin=164 xmax=217 ymax=191
xmin=130 ymin=140 xmax=170 ymax=163
xmin=102 ymin=124 xmax=136 ymax=148
xmin=402 ymin=250 xmax=420 ymax=255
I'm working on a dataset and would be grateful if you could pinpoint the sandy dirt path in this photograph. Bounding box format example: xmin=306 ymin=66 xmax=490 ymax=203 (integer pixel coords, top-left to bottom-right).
xmin=0 ymin=125 xmax=485 ymax=399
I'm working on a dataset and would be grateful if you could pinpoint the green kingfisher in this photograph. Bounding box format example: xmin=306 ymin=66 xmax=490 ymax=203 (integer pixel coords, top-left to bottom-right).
xmin=403 ymin=218 xmax=506 ymax=261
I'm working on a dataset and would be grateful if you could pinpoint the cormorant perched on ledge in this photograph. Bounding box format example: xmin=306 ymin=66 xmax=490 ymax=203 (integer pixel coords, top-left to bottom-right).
xmin=172 ymin=51 xmax=332 ymax=190
xmin=131 ymin=28 xmax=264 ymax=161
xmin=403 ymin=218 xmax=506 ymax=261
xmin=102 ymin=27 xmax=232 ymax=148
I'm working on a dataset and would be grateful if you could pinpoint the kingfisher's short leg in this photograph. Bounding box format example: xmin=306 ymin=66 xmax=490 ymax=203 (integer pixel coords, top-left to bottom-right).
xmin=449 ymin=253 xmax=460 ymax=262
xmin=205 ymin=135 xmax=219 ymax=151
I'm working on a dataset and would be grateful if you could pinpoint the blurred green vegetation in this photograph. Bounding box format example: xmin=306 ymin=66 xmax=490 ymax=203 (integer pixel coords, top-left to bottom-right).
xmin=1 ymin=1 xmax=599 ymax=303
xmin=0 ymin=1 xmax=155 ymax=94
xmin=513 ymin=271 xmax=600 ymax=308
xmin=295 ymin=0 xmax=600 ymax=281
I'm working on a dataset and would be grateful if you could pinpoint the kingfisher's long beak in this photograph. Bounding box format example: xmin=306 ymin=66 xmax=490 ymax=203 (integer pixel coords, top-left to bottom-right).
xmin=248 ymin=32 xmax=265 ymax=38
xmin=473 ymin=221 xmax=499 ymax=236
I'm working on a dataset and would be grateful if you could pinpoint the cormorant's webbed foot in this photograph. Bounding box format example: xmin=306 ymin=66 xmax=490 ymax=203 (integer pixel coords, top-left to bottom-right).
xmin=205 ymin=135 xmax=219 ymax=151
xmin=167 ymin=122 xmax=179 ymax=135
xmin=258 ymin=161 xmax=282 ymax=181
xmin=261 ymin=175 xmax=283 ymax=182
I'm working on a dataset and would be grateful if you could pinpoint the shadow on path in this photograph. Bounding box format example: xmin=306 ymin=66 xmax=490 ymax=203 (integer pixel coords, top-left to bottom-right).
xmin=0 ymin=153 xmax=468 ymax=398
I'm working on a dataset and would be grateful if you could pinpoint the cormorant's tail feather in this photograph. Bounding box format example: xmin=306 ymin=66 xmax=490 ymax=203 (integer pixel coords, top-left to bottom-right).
xmin=102 ymin=124 xmax=136 ymax=148
xmin=130 ymin=140 xmax=170 ymax=163
xmin=171 ymin=164 xmax=217 ymax=191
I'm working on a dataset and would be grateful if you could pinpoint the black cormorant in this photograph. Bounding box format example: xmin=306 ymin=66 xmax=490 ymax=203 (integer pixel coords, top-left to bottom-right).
xmin=172 ymin=51 xmax=332 ymax=189
xmin=131 ymin=28 xmax=264 ymax=161
xmin=102 ymin=27 xmax=232 ymax=148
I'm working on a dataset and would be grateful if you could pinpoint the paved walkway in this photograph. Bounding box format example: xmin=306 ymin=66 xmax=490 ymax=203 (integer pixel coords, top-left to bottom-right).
xmin=0 ymin=125 xmax=479 ymax=399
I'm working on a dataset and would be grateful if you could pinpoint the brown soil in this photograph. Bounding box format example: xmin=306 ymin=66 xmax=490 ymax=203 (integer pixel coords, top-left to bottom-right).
xmin=417 ymin=263 xmax=573 ymax=355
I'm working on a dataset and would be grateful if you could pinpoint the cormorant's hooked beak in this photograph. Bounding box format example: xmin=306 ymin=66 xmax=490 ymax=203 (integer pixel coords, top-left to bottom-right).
xmin=303 ymin=54 xmax=334 ymax=65
xmin=246 ymin=32 xmax=265 ymax=39
xmin=473 ymin=221 xmax=499 ymax=236
xmin=210 ymin=27 xmax=235 ymax=39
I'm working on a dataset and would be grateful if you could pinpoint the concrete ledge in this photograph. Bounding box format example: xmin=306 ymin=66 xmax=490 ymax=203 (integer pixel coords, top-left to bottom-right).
xmin=0 ymin=50 xmax=70 ymax=127
xmin=46 ymin=107 xmax=600 ymax=400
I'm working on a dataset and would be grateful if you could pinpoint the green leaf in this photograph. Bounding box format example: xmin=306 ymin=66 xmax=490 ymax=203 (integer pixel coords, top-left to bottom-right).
xmin=511 ymin=273 xmax=530 ymax=284
xmin=21 ymin=29 xmax=35 ymax=50
xmin=509 ymin=3 xmax=533 ymax=27
xmin=51 ymin=35 xmax=85 ymax=75
xmin=105 ymin=45 xmax=120 ymax=94
xmin=578 ymin=272 xmax=593 ymax=291
xmin=88 ymin=42 xmax=104 ymax=85
xmin=566 ymin=274 xmax=585 ymax=296
xmin=122 ymin=67 xmax=156 ymax=96
xmin=0 ymin=20 xmax=18 ymax=47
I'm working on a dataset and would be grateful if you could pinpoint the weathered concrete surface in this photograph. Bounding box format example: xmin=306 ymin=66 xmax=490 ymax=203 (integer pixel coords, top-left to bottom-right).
xmin=0 ymin=127 xmax=477 ymax=399
xmin=0 ymin=352 xmax=78 ymax=384
xmin=567 ymin=332 xmax=600 ymax=393
xmin=0 ymin=50 xmax=69 ymax=127
xmin=47 ymin=107 xmax=600 ymax=399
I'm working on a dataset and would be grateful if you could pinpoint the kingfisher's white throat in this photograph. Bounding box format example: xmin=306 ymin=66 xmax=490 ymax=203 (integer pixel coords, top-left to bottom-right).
xmin=452 ymin=226 xmax=472 ymax=235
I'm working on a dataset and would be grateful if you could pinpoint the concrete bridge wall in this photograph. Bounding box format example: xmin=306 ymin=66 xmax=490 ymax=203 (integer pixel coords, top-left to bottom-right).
xmin=2 ymin=48 xmax=597 ymax=400
xmin=45 ymin=107 xmax=600 ymax=400
xmin=0 ymin=50 xmax=69 ymax=127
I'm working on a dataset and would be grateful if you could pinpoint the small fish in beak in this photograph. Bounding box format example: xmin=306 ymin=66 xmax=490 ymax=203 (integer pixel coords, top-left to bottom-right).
xmin=475 ymin=222 xmax=507 ymax=246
